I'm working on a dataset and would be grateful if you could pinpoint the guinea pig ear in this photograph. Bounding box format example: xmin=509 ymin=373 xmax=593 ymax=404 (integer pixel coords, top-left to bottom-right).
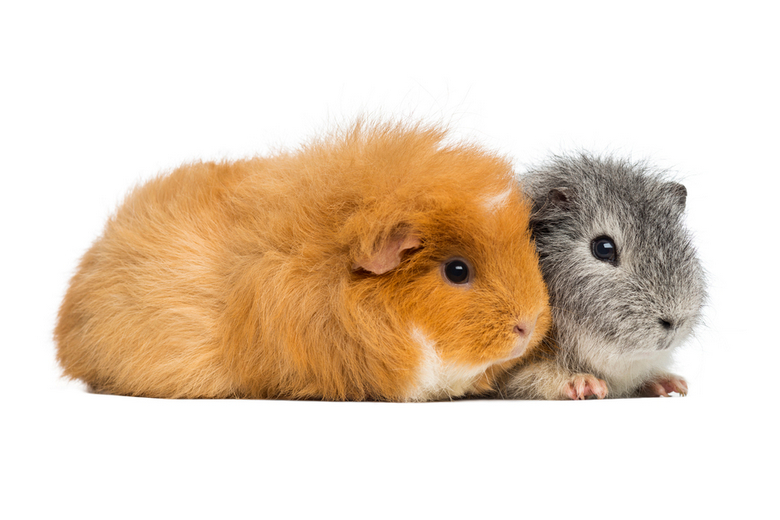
xmin=665 ymin=182 xmax=687 ymax=211
xmin=353 ymin=229 xmax=422 ymax=275
xmin=548 ymin=187 xmax=576 ymax=209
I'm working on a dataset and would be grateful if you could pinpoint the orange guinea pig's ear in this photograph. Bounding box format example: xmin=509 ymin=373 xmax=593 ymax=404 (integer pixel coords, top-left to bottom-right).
xmin=353 ymin=228 xmax=422 ymax=275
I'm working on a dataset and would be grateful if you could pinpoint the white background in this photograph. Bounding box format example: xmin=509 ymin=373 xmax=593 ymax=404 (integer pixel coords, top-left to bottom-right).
xmin=2 ymin=1 xmax=778 ymax=519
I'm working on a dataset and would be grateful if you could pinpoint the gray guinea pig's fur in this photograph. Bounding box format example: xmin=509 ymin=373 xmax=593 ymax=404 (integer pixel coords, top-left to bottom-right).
xmin=504 ymin=153 xmax=706 ymax=399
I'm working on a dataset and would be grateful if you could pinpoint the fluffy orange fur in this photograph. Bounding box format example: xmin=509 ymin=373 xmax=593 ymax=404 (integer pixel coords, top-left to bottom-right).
xmin=55 ymin=121 xmax=550 ymax=400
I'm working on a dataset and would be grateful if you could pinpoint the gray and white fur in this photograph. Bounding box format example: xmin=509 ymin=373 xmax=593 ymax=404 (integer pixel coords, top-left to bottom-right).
xmin=505 ymin=154 xmax=706 ymax=399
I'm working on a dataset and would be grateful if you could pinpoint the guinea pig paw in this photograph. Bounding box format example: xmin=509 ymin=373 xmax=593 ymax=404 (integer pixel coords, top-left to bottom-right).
xmin=563 ymin=374 xmax=608 ymax=400
xmin=640 ymin=375 xmax=688 ymax=397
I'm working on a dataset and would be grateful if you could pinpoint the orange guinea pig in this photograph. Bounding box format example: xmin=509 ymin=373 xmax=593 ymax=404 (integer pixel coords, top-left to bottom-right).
xmin=54 ymin=121 xmax=551 ymax=401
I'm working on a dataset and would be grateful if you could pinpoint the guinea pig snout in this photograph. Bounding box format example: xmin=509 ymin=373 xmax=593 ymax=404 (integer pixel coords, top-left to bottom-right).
xmin=513 ymin=321 xmax=533 ymax=338
xmin=659 ymin=318 xmax=675 ymax=331
xmin=658 ymin=314 xmax=693 ymax=335
xmin=657 ymin=315 xmax=692 ymax=350
xmin=507 ymin=319 xmax=536 ymax=359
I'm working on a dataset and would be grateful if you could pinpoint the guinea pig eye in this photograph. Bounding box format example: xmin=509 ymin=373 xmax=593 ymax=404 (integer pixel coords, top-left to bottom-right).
xmin=442 ymin=258 xmax=471 ymax=285
xmin=591 ymin=236 xmax=618 ymax=265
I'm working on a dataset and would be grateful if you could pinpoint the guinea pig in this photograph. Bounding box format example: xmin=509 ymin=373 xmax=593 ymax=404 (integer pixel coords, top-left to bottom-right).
xmin=501 ymin=153 xmax=705 ymax=399
xmin=54 ymin=121 xmax=551 ymax=401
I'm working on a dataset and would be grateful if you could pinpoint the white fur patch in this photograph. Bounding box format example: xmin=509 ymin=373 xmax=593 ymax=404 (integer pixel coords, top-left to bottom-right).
xmin=575 ymin=332 xmax=675 ymax=397
xmin=406 ymin=326 xmax=489 ymax=402
xmin=482 ymin=187 xmax=514 ymax=212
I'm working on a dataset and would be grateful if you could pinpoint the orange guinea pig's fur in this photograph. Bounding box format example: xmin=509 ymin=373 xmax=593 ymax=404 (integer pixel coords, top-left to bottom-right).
xmin=54 ymin=121 xmax=551 ymax=401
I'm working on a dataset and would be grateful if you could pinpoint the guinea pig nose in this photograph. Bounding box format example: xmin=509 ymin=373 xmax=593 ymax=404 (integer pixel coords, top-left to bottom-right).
xmin=513 ymin=322 xmax=531 ymax=337
xmin=508 ymin=321 xmax=535 ymax=359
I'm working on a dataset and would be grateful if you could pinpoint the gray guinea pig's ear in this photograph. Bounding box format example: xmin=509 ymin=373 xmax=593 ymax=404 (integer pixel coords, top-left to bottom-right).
xmin=665 ymin=182 xmax=687 ymax=212
xmin=548 ymin=187 xmax=576 ymax=209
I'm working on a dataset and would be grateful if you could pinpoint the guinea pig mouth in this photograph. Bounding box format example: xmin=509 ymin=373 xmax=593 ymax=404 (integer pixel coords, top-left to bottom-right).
xmin=506 ymin=336 xmax=532 ymax=360
xmin=658 ymin=335 xmax=676 ymax=351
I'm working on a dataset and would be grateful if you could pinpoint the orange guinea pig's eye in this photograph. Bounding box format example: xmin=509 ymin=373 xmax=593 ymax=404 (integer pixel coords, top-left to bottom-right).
xmin=442 ymin=258 xmax=471 ymax=285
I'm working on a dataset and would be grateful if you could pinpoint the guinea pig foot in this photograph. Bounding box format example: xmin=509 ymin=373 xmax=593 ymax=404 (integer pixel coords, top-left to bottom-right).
xmin=639 ymin=375 xmax=688 ymax=397
xmin=564 ymin=374 xmax=608 ymax=400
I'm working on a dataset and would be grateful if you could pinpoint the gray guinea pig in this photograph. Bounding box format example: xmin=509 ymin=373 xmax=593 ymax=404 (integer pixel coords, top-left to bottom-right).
xmin=504 ymin=154 xmax=706 ymax=399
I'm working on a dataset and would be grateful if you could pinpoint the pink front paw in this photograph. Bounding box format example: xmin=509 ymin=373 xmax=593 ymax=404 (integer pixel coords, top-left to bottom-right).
xmin=564 ymin=374 xmax=608 ymax=400
xmin=640 ymin=375 xmax=688 ymax=397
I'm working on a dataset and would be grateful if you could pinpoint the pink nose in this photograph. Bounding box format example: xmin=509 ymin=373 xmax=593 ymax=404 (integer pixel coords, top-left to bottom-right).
xmin=513 ymin=321 xmax=532 ymax=338
xmin=508 ymin=321 xmax=535 ymax=359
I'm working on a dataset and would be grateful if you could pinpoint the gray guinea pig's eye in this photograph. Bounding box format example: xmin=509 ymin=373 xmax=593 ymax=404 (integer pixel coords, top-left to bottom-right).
xmin=591 ymin=236 xmax=617 ymax=265
xmin=442 ymin=258 xmax=471 ymax=285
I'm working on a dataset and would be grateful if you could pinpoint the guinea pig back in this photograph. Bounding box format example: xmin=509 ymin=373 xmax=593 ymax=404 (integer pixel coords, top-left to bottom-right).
xmin=55 ymin=121 xmax=550 ymax=401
